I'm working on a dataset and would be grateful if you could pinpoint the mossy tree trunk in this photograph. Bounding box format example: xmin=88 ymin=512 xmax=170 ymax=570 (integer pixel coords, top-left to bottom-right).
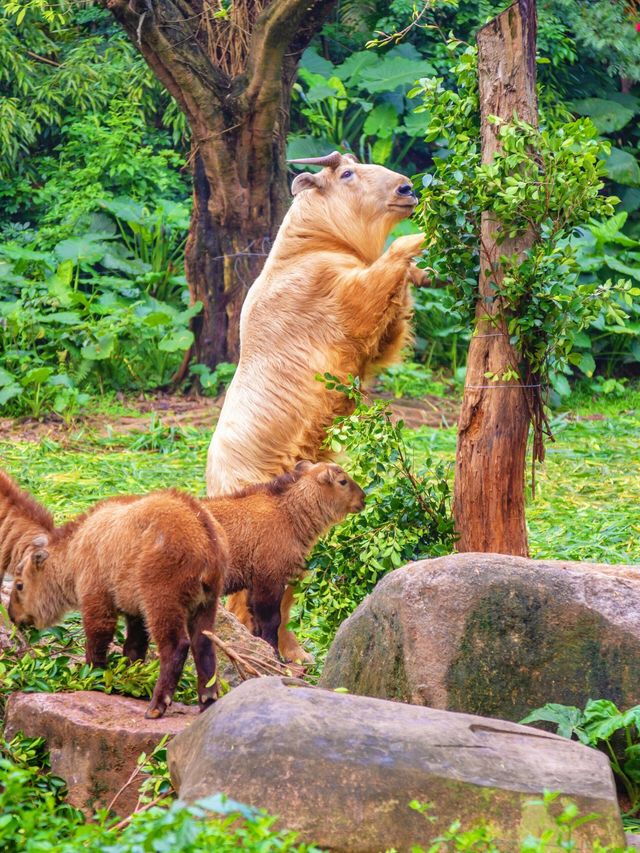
xmin=453 ymin=0 xmax=538 ymax=556
xmin=103 ymin=0 xmax=337 ymax=366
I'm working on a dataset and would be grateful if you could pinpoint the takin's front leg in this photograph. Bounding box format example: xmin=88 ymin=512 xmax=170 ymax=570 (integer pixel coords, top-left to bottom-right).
xmin=145 ymin=609 xmax=190 ymax=719
xmin=277 ymin=585 xmax=314 ymax=664
xmin=82 ymin=593 xmax=118 ymax=669
xmin=187 ymin=602 xmax=219 ymax=712
xmin=336 ymin=233 xmax=425 ymax=339
xmin=249 ymin=580 xmax=286 ymax=657
xmin=123 ymin=614 xmax=149 ymax=662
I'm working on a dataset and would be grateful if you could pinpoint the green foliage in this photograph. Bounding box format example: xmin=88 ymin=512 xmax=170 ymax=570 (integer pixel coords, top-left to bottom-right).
xmin=522 ymin=699 xmax=640 ymax=817
xmin=376 ymin=361 xmax=450 ymax=399
xmin=410 ymin=791 xmax=631 ymax=852
xmin=0 ymin=616 xmax=202 ymax=711
xmin=414 ymin=42 xmax=637 ymax=397
xmin=289 ymin=43 xmax=432 ymax=170
xmin=190 ymin=361 xmax=237 ymax=396
xmin=0 ymin=198 xmax=196 ymax=415
xmin=0 ymin=2 xmax=187 ymax=226
xmin=299 ymin=375 xmax=455 ymax=655
xmin=0 ymin=733 xmax=320 ymax=852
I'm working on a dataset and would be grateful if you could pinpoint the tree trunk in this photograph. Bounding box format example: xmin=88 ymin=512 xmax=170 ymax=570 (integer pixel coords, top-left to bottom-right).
xmin=453 ymin=0 xmax=538 ymax=556
xmin=103 ymin=0 xmax=337 ymax=367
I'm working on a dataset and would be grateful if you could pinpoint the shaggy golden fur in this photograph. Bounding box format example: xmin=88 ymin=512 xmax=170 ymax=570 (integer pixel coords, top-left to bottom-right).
xmin=5 ymin=476 xmax=228 ymax=718
xmin=204 ymin=461 xmax=365 ymax=653
xmin=206 ymin=153 xmax=423 ymax=660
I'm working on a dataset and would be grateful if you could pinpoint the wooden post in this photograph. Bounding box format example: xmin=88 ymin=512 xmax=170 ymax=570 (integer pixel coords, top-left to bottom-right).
xmin=453 ymin=0 xmax=538 ymax=556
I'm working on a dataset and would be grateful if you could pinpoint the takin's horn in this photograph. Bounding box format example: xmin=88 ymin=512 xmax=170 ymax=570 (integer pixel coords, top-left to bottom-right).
xmin=287 ymin=151 xmax=357 ymax=169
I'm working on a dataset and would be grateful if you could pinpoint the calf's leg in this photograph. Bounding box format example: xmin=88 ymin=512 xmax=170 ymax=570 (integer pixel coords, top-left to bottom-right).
xmin=250 ymin=581 xmax=285 ymax=656
xmin=82 ymin=594 xmax=117 ymax=668
xmin=277 ymin=585 xmax=314 ymax=664
xmin=123 ymin=614 xmax=149 ymax=662
xmin=145 ymin=610 xmax=190 ymax=719
xmin=187 ymin=602 xmax=218 ymax=712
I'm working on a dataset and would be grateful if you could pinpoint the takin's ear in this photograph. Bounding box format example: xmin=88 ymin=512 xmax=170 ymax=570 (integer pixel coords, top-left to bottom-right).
xmin=317 ymin=466 xmax=336 ymax=485
xmin=32 ymin=548 xmax=49 ymax=569
xmin=31 ymin=534 xmax=49 ymax=569
xmin=294 ymin=460 xmax=314 ymax=473
xmin=291 ymin=171 xmax=323 ymax=196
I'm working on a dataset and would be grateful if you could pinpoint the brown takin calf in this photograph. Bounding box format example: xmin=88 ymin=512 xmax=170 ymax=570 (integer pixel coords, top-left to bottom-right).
xmin=205 ymin=460 xmax=365 ymax=654
xmin=2 ymin=471 xmax=228 ymax=718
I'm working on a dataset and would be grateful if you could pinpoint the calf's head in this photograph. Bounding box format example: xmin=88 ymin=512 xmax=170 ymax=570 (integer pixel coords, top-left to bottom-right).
xmin=289 ymin=151 xmax=417 ymax=257
xmin=295 ymin=460 xmax=366 ymax=522
xmin=8 ymin=534 xmax=51 ymax=629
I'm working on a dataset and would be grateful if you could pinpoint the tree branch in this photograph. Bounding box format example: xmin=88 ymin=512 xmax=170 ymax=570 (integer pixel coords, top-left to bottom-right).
xmin=246 ymin=0 xmax=338 ymax=109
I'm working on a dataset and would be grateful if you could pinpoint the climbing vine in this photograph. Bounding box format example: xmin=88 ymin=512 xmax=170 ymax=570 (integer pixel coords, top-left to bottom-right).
xmin=413 ymin=43 xmax=639 ymax=449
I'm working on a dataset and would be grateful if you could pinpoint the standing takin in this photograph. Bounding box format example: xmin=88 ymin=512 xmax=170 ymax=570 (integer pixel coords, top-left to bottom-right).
xmin=207 ymin=150 xmax=424 ymax=661
xmin=2 ymin=471 xmax=228 ymax=718
xmin=205 ymin=461 xmax=365 ymax=654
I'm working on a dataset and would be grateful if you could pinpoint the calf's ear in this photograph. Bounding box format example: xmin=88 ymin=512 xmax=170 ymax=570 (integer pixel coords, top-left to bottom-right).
xmin=317 ymin=467 xmax=335 ymax=484
xmin=294 ymin=460 xmax=314 ymax=473
xmin=33 ymin=549 xmax=49 ymax=569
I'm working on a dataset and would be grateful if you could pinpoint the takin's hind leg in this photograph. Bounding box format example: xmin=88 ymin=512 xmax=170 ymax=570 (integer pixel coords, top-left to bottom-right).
xmin=225 ymin=590 xmax=254 ymax=631
xmin=123 ymin=614 xmax=150 ymax=662
xmin=82 ymin=594 xmax=117 ymax=669
xmin=277 ymin=585 xmax=314 ymax=664
xmin=145 ymin=611 xmax=190 ymax=719
xmin=187 ymin=602 xmax=218 ymax=712
xmin=250 ymin=582 xmax=284 ymax=656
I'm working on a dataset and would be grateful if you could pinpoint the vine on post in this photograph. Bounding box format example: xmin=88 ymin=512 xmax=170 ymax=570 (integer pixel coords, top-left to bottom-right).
xmin=412 ymin=25 xmax=636 ymax=553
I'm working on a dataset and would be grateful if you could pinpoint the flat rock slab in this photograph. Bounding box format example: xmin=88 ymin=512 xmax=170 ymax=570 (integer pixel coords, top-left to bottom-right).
xmin=167 ymin=677 xmax=624 ymax=852
xmin=320 ymin=553 xmax=640 ymax=721
xmin=5 ymin=691 xmax=198 ymax=815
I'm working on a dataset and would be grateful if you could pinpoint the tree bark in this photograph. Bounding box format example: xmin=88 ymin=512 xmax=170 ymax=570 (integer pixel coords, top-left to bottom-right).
xmin=103 ymin=0 xmax=337 ymax=365
xmin=453 ymin=0 xmax=538 ymax=556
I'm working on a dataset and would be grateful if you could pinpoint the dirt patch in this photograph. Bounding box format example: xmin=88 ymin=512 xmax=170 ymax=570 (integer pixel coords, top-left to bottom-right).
xmin=0 ymin=391 xmax=458 ymax=443
xmin=0 ymin=393 xmax=222 ymax=444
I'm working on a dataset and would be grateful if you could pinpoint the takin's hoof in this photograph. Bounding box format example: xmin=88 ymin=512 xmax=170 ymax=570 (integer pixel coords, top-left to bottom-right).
xmin=280 ymin=640 xmax=315 ymax=666
xmin=144 ymin=707 xmax=165 ymax=720
xmin=198 ymin=694 xmax=217 ymax=713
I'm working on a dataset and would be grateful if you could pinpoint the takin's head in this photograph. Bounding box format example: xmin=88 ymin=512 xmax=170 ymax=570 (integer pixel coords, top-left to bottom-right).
xmin=8 ymin=534 xmax=52 ymax=629
xmin=288 ymin=151 xmax=417 ymax=257
xmin=293 ymin=460 xmax=366 ymax=524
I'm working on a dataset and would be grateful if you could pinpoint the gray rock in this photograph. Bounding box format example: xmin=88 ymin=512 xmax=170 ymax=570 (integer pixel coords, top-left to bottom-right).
xmin=320 ymin=553 xmax=640 ymax=721
xmin=167 ymin=676 xmax=624 ymax=852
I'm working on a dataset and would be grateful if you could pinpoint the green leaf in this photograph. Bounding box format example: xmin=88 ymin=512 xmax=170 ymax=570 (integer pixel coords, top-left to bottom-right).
xmin=0 ymin=367 xmax=17 ymax=387
xmin=0 ymin=384 xmax=21 ymax=406
xmin=287 ymin=135 xmax=334 ymax=168
xmin=334 ymin=50 xmax=378 ymax=85
xmin=300 ymin=47 xmax=335 ymax=77
xmin=569 ymin=98 xmax=635 ymax=134
xmin=81 ymin=334 xmax=116 ymax=361
xmin=99 ymin=197 xmax=146 ymax=225
xmin=22 ymin=367 xmax=54 ymax=386
xmin=520 ymin=703 xmax=586 ymax=741
xmin=577 ymin=352 xmax=596 ymax=377
xmin=54 ymin=237 xmax=107 ymax=265
xmin=358 ymin=56 xmax=435 ymax=94
xmin=603 ymin=148 xmax=640 ymax=187
xmin=363 ymin=104 xmax=399 ymax=139
xmin=157 ymin=328 xmax=194 ymax=352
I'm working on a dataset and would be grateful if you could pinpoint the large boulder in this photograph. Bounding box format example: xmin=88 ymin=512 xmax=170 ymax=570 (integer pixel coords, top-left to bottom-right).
xmin=320 ymin=553 xmax=640 ymax=721
xmin=167 ymin=676 xmax=624 ymax=852
xmin=5 ymin=691 xmax=198 ymax=815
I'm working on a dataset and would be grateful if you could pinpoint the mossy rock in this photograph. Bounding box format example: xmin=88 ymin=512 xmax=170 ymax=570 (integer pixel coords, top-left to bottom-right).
xmin=320 ymin=553 xmax=640 ymax=722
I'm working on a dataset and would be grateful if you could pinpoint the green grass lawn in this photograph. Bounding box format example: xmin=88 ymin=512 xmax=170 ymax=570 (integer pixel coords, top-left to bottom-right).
xmin=1 ymin=389 xmax=638 ymax=569
xmin=410 ymin=403 xmax=640 ymax=564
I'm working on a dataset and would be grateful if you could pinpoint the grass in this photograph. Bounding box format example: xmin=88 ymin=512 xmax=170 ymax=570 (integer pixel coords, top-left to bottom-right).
xmin=409 ymin=391 xmax=640 ymax=564
xmin=1 ymin=388 xmax=639 ymax=564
